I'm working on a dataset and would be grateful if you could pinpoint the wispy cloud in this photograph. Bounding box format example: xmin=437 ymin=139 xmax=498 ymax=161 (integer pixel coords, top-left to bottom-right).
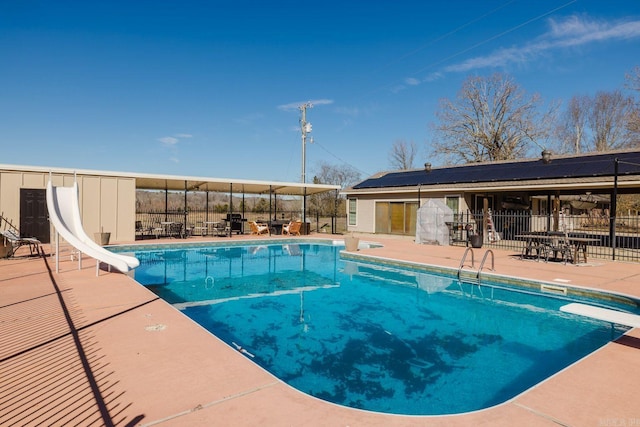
xmin=407 ymin=15 xmax=640 ymax=85
xmin=424 ymin=72 xmax=443 ymax=82
xmin=157 ymin=133 xmax=193 ymax=146
xmin=277 ymin=99 xmax=334 ymax=111
xmin=158 ymin=136 xmax=179 ymax=146
xmin=446 ymin=15 xmax=640 ymax=74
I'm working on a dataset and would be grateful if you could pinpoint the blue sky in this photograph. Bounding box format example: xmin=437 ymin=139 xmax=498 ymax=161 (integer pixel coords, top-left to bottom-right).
xmin=2 ymin=1 xmax=639 ymax=182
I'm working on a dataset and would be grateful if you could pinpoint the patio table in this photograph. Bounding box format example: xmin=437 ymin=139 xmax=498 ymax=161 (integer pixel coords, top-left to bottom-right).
xmin=269 ymin=220 xmax=288 ymax=235
xmin=205 ymin=221 xmax=229 ymax=236
xmin=516 ymin=234 xmax=599 ymax=264
xmin=567 ymin=236 xmax=600 ymax=264
xmin=152 ymin=221 xmax=175 ymax=238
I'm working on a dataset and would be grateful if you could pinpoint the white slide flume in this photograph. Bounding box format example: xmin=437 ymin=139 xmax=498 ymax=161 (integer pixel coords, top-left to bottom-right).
xmin=46 ymin=180 xmax=139 ymax=272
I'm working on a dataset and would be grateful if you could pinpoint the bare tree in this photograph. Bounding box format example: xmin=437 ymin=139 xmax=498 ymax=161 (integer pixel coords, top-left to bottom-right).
xmin=308 ymin=162 xmax=361 ymax=216
xmin=625 ymin=66 xmax=640 ymax=138
xmin=556 ymin=95 xmax=589 ymax=154
xmin=431 ymin=73 xmax=554 ymax=163
xmin=389 ymin=139 xmax=417 ymax=170
xmin=625 ymin=66 xmax=640 ymax=92
xmin=588 ymin=90 xmax=637 ymax=151
xmin=313 ymin=161 xmax=361 ymax=189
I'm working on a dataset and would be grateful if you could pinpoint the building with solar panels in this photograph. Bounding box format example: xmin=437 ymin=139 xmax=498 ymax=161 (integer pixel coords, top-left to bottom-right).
xmin=342 ymin=150 xmax=640 ymax=262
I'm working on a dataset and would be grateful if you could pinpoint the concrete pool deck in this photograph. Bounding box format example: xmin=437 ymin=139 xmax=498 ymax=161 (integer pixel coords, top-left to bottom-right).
xmin=1 ymin=234 xmax=639 ymax=426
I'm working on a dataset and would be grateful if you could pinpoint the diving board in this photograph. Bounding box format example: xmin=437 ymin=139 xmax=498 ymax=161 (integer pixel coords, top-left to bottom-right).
xmin=560 ymin=303 xmax=640 ymax=328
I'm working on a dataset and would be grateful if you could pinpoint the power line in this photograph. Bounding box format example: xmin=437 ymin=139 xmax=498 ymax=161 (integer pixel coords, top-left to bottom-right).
xmin=376 ymin=0 xmax=517 ymax=72
xmin=410 ymin=0 xmax=579 ymax=77
xmin=310 ymin=140 xmax=372 ymax=178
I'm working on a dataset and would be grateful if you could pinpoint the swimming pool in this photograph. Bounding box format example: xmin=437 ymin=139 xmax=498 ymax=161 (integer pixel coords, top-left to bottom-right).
xmin=123 ymin=241 xmax=638 ymax=415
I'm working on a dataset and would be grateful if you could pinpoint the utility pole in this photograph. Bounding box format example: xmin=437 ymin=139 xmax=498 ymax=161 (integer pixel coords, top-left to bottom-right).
xmin=299 ymin=102 xmax=313 ymax=230
xmin=299 ymin=102 xmax=313 ymax=183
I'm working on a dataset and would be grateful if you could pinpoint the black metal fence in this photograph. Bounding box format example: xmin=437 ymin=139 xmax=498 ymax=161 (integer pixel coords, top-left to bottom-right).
xmin=136 ymin=207 xmax=640 ymax=262
xmin=136 ymin=209 xmax=348 ymax=237
xmin=450 ymin=210 xmax=640 ymax=263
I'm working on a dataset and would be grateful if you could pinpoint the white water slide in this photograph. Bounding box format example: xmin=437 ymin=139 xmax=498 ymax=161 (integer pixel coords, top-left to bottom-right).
xmin=46 ymin=180 xmax=139 ymax=273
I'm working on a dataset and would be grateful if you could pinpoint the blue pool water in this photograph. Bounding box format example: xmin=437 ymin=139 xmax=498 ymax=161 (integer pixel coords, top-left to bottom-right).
xmin=126 ymin=242 xmax=636 ymax=415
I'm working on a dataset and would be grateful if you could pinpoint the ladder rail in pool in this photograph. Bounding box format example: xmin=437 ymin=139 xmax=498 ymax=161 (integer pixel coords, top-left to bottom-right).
xmin=457 ymin=249 xmax=495 ymax=293
xmin=457 ymin=247 xmax=475 ymax=277
xmin=477 ymin=249 xmax=495 ymax=282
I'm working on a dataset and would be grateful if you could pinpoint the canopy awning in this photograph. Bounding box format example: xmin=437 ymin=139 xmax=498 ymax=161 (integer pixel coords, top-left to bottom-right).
xmin=134 ymin=173 xmax=340 ymax=196
xmin=0 ymin=164 xmax=341 ymax=196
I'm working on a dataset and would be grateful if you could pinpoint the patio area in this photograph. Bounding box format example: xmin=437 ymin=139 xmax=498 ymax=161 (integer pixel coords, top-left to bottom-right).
xmin=1 ymin=234 xmax=639 ymax=426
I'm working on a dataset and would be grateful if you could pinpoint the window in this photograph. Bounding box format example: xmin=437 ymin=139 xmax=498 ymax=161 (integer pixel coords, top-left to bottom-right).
xmin=445 ymin=196 xmax=460 ymax=220
xmin=348 ymin=199 xmax=357 ymax=226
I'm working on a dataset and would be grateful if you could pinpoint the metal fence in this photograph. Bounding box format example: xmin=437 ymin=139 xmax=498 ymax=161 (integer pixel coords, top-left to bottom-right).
xmin=136 ymin=207 xmax=640 ymax=262
xmin=449 ymin=210 xmax=640 ymax=263
xmin=136 ymin=209 xmax=348 ymax=237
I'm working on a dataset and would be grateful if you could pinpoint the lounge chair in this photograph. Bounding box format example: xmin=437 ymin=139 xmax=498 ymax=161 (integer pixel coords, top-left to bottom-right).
xmin=1 ymin=230 xmax=41 ymax=257
xmin=249 ymin=221 xmax=269 ymax=235
xmin=282 ymin=221 xmax=302 ymax=236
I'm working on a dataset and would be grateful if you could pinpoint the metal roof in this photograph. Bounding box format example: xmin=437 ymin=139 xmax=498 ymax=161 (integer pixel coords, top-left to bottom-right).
xmin=0 ymin=164 xmax=341 ymax=196
xmin=349 ymin=150 xmax=640 ymax=191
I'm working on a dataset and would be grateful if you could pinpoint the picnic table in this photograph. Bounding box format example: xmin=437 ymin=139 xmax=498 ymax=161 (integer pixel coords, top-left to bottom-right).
xmin=516 ymin=233 xmax=599 ymax=264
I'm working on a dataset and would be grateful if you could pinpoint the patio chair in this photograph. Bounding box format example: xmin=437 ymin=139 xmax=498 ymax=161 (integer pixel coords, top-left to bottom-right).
xmin=1 ymin=230 xmax=41 ymax=258
xmin=210 ymin=221 xmax=229 ymax=237
xmin=184 ymin=223 xmax=194 ymax=238
xmin=135 ymin=221 xmax=152 ymax=239
xmin=168 ymin=222 xmax=184 ymax=238
xmin=152 ymin=222 xmax=163 ymax=238
xmin=543 ymin=232 xmax=574 ymax=264
xmin=249 ymin=221 xmax=269 ymax=235
xmin=282 ymin=221 xmax=302 ymax=236
xmin=192 ymin=221 xmax=208 ymax=237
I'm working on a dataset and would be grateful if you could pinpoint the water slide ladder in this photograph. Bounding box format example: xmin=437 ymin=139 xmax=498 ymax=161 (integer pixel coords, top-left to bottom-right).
xmin=457 ymin=248 xmax=495 ymax=290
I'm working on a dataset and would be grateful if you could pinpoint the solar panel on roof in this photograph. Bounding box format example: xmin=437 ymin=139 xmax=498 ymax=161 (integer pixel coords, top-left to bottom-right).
xmin=352 ymin=151 xmax=640 ymax=189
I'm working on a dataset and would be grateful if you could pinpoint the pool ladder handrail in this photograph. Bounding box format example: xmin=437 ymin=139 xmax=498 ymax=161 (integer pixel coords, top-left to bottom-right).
xmin=457 ymin=247 xmax=475 ymax=279
xmin=477 ymin=249 xmax=495 ymax=283
xmin=457 ymin=248 xmax=495 ymax=286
